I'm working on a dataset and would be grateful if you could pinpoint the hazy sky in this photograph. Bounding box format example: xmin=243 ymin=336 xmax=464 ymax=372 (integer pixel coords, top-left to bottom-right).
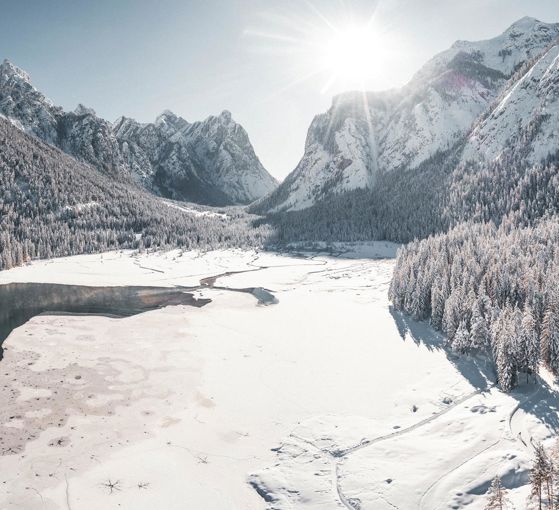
xmin=1 ymin=0 xmax=558 ymax=179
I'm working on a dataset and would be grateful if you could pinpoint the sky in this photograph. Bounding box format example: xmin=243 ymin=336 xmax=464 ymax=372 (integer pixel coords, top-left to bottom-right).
xmin=0 ymin=0 xmax=558 ymax=180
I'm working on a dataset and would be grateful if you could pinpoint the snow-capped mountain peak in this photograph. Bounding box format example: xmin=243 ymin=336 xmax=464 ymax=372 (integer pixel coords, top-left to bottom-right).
xmin=0 ymin=58 xmax=60 ymax=142
xmin=0 ymin=59 xmax=31 ymax=84
xmin=155 ymin=109 xmax=186 ymax=126
xmin=0 ymin=61 xmax=277 ymax=205
xmin=258 ymin=17 xmax=559 ymax=213
xmin=416 ymin=17 xmax=559 ymax=84
xmin=219 ymin=109 xmax=232 ymax=122
xmin=111 ymin=107 xmax=278 ymax=204
xmin=115 ymin=107 xmax=277 ymax=205
xmin=74 ymin=103 xmax=96 ymax=116
xmin=506 ymin=15 xmax=545 ymax=32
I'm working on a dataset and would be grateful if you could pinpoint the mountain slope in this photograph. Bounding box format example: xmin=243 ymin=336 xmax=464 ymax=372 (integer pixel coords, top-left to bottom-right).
xmin=257 ymin=17 xmax=559 ymax=213
xmin=0 ymin=59 xmax=276 ymax=205
xmin=463 ymin=41 xmax=559 ymax=163
xmin=0 ymin=117 xmax=270 ymax=270
xmin=113 ymin=110 xmax=277 ymax=205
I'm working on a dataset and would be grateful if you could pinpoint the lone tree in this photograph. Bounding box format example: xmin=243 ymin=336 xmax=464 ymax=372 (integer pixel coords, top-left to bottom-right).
xmin=530 ymin=443 xmax=554 ymax=509
xmin=485 ymin=475 xmax=510 ymax=510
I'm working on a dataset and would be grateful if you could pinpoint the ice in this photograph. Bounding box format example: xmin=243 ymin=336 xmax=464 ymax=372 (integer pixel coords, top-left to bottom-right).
xmin=0 ymin=247 xmax=556 ymax=509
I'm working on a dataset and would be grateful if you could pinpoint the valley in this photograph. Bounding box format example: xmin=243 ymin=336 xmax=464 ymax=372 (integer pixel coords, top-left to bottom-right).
xmin=0 ymin=246 xmax=555 ymax=509
xmin=1 ymin=9 xmax=559 ymax=509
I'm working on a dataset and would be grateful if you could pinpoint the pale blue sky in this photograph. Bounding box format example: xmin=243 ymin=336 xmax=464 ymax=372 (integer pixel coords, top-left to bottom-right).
xmin=1 ymin=0 xmax=558 ymax=179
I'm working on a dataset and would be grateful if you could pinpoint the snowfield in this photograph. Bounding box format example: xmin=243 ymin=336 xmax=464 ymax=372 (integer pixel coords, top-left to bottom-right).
xmin=0 ymin=247 xmax=557 ymax=509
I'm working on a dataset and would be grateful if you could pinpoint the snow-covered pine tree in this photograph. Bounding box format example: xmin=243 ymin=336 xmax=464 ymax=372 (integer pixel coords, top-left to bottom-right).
xmin=443 ymin=287 xmax=464 ymax=343
xmin=452 ymin=320 xmax=471 ymax=354
xmin=531 ymin=443 xmax=553 ymax=509
xmin=471 ymin=299 xmax=490 ymax=350
xmin=541 ymin=293 xmax=559 ymax=375
xmin=430 ymin=279 xmax=447 ymax=330
xmin=521 ymin=306 xmax=540 ymax=381
xmin=493 ymin=309 xmax=517 ymax=391
xmin=510 ymin=307 xmax=527 ymax=377
xmin=484 ymin=475 xmax=510 ymax=510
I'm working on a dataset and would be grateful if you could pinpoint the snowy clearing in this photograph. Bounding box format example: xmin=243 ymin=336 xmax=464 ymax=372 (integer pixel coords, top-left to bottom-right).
xmin=0 ymin=247 xmax=557 ymax=509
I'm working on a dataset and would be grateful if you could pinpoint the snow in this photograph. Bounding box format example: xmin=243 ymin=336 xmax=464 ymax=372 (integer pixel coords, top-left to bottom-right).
xmin=464 ymin=43 xmax=559 ymax=164
xmin=265 ymin=17 xmax=559 ymax=213
xmin=0 ymin=247 xmax=557 ymax=509
xmin=379 ymin=76 xmax=495 ymax=172
xmin=269 ymin=146 xmax=333 ymax=212
xmin=161 ymin=200 xmax=229 ymax=220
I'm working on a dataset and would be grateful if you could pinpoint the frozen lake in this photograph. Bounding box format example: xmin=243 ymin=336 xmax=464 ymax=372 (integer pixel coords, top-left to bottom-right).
xmin=0 ymin=246 xmax=555 ymax=509
xmin=0 ymin=283 xmax=209 ymax=358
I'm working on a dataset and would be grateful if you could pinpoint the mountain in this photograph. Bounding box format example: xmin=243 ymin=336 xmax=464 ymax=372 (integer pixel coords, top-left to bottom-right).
xmin=0 ymin=60 xmax=128 ymax=177
xmin=257 ymin=16 xmax=559 ymax=213
xmin=463 ymin=41 xmax=559 ymax=164
xmin=0 ymin=59 xmax=276 ymax=205
xmin=0 ymin=116 xmax=270 ymax=270
xmin=113 ymin=110 xmax=277 ymax=205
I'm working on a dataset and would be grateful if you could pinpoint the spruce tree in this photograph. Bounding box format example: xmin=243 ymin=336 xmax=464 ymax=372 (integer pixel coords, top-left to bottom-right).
xmin=531 ymin=443 xmax=552 ymax=509
xmin=521 ymin=306 xmax=540 ymax=381
xmin=485 ymin=475 xmax=510 ymax=510
xmin=542 ymin=296 xmax=559 ymax=375
xmin=471 ymin=300 xmax=490 ymax=350
xmin=452 ymin=320 xmax=471 ymax=354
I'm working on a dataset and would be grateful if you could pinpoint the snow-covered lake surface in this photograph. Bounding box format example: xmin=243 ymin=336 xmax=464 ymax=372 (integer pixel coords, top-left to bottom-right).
xmin=0 ymin=245 xmax=557 ymax=509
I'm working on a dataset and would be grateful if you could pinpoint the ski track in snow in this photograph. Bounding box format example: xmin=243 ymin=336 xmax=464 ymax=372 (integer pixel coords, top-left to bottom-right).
xmin=419 ymin=438 xmax=502 ymax=510
xmin=507 ymin=382 xmax=544 ymax=453
xmin=287 ymin=383 xmax=494 ymax=510
xmin=2 ymin=247 xmax=556 ymax=510
xmin=421 ymin=380 xmax=554 ymax=510
xmin=270 ymin=376 xmax=550 ymax=510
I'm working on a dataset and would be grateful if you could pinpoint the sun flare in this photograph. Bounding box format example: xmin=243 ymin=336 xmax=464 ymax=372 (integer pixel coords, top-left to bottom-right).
xmin=319 ymin=24 xmax=379 ymax=84
xmin=244 ymin=6 xmax=392 ymax=95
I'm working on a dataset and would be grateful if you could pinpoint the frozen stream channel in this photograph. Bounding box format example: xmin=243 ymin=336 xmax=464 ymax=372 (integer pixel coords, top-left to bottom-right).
xmin=0 ymin=246 xmax=557 ymax=509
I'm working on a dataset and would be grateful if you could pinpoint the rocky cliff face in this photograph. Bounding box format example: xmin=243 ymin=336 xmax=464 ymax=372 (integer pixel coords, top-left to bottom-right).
xmin=113 ymin=110 xmax=277 ymax=205
xmin=258 ymin=17 xmax=559 ymax=213
xmin=0 ymin=59 xmax=277 ymax=205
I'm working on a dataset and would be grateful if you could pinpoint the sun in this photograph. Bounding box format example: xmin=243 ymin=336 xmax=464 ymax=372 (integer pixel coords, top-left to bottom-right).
xmin=243 ymin=5 xmax=395 ymax=95
xmin=319 ymin=24 xmax=379 ymax=85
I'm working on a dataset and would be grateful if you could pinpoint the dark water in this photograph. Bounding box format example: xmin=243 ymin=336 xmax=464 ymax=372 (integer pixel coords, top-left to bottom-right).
xmin=0 ymin=283 xmax=210 ymax=358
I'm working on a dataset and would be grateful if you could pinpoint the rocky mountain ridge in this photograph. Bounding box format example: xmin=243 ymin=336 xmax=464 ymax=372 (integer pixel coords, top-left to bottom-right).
xmin=0 ymin=59 xmax=276 ymax=205
xmin=257 ymin=16 xmax=559 ymax=213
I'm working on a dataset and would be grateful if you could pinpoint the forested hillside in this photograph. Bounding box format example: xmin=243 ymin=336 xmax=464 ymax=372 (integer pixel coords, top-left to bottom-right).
xmin=389 ymin=220 xmax=559 ymax=391
xmin=258 ymin=148 xmax=559 ymax=245
xmin=382 ymin=139 xmax=559 ymax=392
xmin=255 ymin=149 xmax=455 ymax=244
xmin=0 ymin=118 xmax=270 ymax=270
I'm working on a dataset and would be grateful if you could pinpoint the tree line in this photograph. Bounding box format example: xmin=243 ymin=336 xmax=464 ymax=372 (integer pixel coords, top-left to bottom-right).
xmin=0 ymin=118 xmax=272 ymax=271
xmin=389 ymin=220 xmax=559 ymax=391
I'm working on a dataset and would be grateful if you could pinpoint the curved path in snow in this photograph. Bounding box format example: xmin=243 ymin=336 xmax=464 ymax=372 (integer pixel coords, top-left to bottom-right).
xmin=287 ymin=384 xmax=495 ymax=509
xmin=287 ymin=377 xmax=550 ymax=509
xmin=419 ymin=381 xmax=550 ymax=509
xmin=333 ymin=385 xmax=495 ymax=510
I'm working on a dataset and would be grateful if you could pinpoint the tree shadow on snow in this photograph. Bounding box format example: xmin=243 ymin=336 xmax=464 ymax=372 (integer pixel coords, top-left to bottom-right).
xmin=389 ymin=306 xmax=494 ymax=392
xmin=512 ymin=378 xmax=559 ymax=435
xmin=389 ymin=306 xmax=559 ymax=434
